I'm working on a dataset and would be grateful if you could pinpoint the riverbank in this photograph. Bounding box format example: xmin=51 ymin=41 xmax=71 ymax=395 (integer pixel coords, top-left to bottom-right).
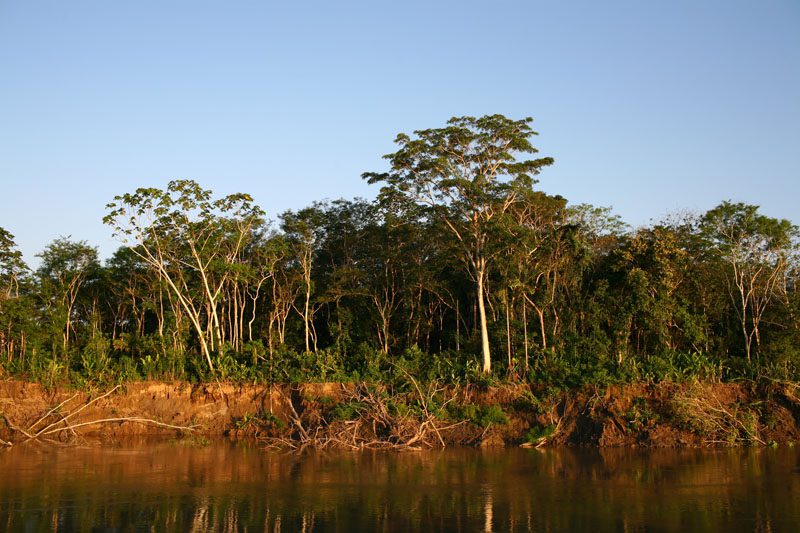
xmin=1 ymin=379 xmax=799 ymax=447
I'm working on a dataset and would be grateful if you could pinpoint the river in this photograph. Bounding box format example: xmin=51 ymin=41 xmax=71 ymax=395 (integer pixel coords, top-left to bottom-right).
xmin=1 ymin=441 xmax=798 ymax=531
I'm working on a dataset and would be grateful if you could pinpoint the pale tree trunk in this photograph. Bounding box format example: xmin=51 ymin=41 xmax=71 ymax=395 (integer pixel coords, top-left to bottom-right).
xmin=373 ymin=282 xmax=398 ymax=354
xmin=188 ymin=240 xmax=227 ymax=357
xmin=302 ymin=249 xmax=313 ymax=353
xmin=304 ymin=285 xmax=311 ymax=353
xmin=456 ymin=300 xmax=460 ymax=353
xmin=61 ymin=274 xmax=83 ymax=356
xmin=477 ymin=263 xmax=491 ymax=373
xmin=310 ymin=311 xmax=319 ymax=353
xmin=247 ymin=275 xmax=268 ymax=342
xmin=157 ymin=287 xmax=165 ymax=339
xmin=730 ymin=261 xmax=754 ymax=367
xmin=537 ymin=305 xmax=547 ymax=351
xmin=522 ymin=298 xmax=529 ymax=372
xmin=380 ymin=314 xmax=390 ymax=353
xmin=157 ymin=265 xmax=215 ymax=373
xmin=505 ymin=291 xmax=512 ymax=370
xmin=238 ymin=286 xmax=247 ymax=349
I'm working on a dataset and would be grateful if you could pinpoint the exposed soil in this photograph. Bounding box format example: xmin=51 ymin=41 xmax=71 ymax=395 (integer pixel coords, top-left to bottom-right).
xmin=1 ymin=379 xmax=799 ymax=448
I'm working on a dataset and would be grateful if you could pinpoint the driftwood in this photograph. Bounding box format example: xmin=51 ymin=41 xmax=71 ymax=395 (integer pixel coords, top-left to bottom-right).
xmin=672 ymin=389 xmax=766 ymax=445
xmin=3 ymin=386 xmax=198 ymax=446
xmin=263 ymin=378 xmax=468 ymax=452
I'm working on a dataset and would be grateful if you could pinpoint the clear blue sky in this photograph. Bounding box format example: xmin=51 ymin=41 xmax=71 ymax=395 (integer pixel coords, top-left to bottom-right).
xmin=1 ymin=0 xmax=798 ymax=266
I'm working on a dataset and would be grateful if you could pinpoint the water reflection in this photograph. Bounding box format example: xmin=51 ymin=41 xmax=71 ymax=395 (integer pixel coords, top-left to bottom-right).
xmin=0 ymin=442 xmax=798 ymax=531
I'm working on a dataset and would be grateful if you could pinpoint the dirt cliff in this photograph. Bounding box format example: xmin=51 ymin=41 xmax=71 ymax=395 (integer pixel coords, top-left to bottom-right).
xmin=1 ymin=379 xmax=799 ymax=448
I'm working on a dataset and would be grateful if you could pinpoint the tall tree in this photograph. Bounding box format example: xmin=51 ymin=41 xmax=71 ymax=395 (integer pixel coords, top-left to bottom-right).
xmin=314 ymin=199 xmax=373 ymax=353
xmin=501 ymin=191 xmax=569 ymax=368
xmin=36 ymin=237 xmax=99 ymax=356
xmin=0 ymin=228 xmax=29 ymax=365
xmin=280 ymin=206 xmax=326 ymax=353
xmin=364 ymin=115 xmax=553 ymax=372
xmin=700 ymin=202 xmax=798 ymax=365
xmin=104 ymin=180 xmax=264 ymax=372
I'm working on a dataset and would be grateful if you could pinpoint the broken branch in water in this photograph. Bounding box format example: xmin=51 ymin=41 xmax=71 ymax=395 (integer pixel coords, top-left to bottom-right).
xmin=22 ymin=386 xmax=120 ymax=443
xmin=35 ymin=417 xmax=199 ymax=437
xmin=262 ymin=380 xmax=474 ymax=452
xmin=3 ymin=386 xmax=198 ymax=445
xmin=26 ymin=392 xmax=79 ymax=434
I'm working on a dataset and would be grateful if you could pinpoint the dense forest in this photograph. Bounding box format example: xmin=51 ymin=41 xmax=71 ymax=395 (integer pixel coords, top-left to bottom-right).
xmin=1 ymin=115 xmax=798 ymax=388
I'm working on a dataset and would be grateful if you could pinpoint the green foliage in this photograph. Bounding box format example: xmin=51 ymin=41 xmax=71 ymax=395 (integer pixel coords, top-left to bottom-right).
xmin=81 ymin=336 xmax=111 ymax=378
xmin=331 ymin=401 xmax=366 ymax=421
xmin=394 ymin=346 xmax=471 ymax=384
xmin=524 ymin=424 xmax=556 ymax=445
xmin=530 ymin=348 xmax=619 ymax=389
xmin=294 ymin=349 xmax=348 ymax=382
xmin=2 ymin=126 xmax=800 ymax=392
xmin=448 ymin=403 xmax=509 ymax=428
xmin=114 ymin=356 xmax=141 ymax=382
xmin=347 ymin=343 xmax=390 ymax=381
xmin=31 ymin=357 xmax=65 ymax=388
xmin=757 ymin=335 xmax=800 ymax=381
xmin=216 ymin=348 xmax=257 ymax=383
xmin=233 ymin=410 xmax=284 ymax=431
xmin=242 ymin=340 xmax=266 ymax=367
xmin=511 ymin=390 xmax=550 ymax=415
xmin=139 ymin=354 xmax=161 ymax=379
xmin=624 ymin=397 xmax=660 ymax=430
xmin=635 ymin=351 xmax=724 ymax=383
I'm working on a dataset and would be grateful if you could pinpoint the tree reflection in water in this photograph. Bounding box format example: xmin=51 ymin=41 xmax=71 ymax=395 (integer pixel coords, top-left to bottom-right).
xmin=0 ymin=442 xmax=798 ymax=531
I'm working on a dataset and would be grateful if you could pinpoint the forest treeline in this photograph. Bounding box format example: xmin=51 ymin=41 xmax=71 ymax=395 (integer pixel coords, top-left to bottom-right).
xmin=1 ymin=115 xmax=798 ymax=387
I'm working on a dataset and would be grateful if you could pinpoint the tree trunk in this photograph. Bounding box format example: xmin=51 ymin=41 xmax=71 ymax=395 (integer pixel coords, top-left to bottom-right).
xmin=477 ymin=265 xmax=491 ymax=373
xmin=456 ymin=300 xmax=460 ymax=353
xmin=303 ymin=252 xmax=312 ymax=353
xmin=522 ymin=298 xmax=529 ymax=372
xmin=304 ymin=284 xmax=311 ymax=353
xmin=505 ymin=291 xmax=512 ymax=370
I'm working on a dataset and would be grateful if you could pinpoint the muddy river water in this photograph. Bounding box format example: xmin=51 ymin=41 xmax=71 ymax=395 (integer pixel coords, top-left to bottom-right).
xmin=1 ymin=441 xmax=799 ymax=531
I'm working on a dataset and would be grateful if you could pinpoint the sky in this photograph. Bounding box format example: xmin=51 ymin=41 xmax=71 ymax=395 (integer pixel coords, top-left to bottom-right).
xmin=1 ymin=0 xmax=799 ymax=267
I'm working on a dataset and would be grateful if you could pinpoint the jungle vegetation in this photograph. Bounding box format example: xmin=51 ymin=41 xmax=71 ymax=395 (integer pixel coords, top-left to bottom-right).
xmin=1 ymin=115 xmax=798 ymax=388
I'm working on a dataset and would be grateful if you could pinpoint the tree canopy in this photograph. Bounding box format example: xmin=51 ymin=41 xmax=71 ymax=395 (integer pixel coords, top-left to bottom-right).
xmin=364 ymin=115 xmax=554 ymax=373
xmin=1 ymin=115 xmax=799 ymax=388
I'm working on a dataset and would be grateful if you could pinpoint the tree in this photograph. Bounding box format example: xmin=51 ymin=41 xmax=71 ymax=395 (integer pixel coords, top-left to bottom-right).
xmin=364 ymin=114 xmax=553 ymax=372
xmin=280 ymin=205 xmax=326 ymax=353
xmin=0 ymin=228 xmax=26 ymax=292
xmin=0 ymin=228 xmax=30 ymax=365
xmin=36 ymin=237 xmax=99 ymax=356
xmin=314 ymin=199 xmax=373 ymax=353
xmin=104 ymin=180 xmax=264 ymax=373
xmin=500 ymin=190 xmax=569 ymax=369
xmin=700 ymin=202 xmax=798 ymax=365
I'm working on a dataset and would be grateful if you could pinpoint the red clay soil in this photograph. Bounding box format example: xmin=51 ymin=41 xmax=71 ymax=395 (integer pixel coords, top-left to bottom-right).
xmin=1 ymin=379 xmax=799 ymax=447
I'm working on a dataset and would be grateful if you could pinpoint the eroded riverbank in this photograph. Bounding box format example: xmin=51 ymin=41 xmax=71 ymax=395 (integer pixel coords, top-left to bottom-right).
xmin=1 ymin=379 xmax=800 ymax=447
